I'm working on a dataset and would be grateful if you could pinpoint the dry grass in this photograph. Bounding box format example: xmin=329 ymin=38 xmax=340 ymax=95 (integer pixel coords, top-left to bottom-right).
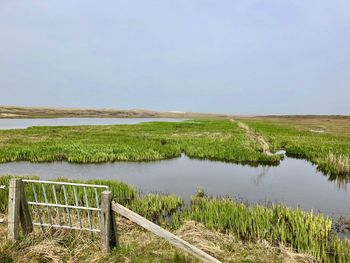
xmin=176 ymin=221 xmax=316 ymax=263
xmin=237 ymin=121 xmax=271 ymax=154
xmin=0 ymin=106 xmax=226 ymax=119
xmin=242 ymin=116 xmax=350 ymax=135
xmin=326 ymin=153 xmax=350 ymax=175
xmin=0 ymin=217 xmax=316 ymax=263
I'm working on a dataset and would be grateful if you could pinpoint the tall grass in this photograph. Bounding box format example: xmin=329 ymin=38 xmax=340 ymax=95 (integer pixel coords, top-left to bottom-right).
xmin=187 ymin=192 xmax=350 ymax=263
xmin=127 ymin=194 xmax=183 ymax=226
xmin=1 ymin=175 xmax=350 ymax=262
xmin=320 ymin=153 xmax=350 ymax=176
xmin=243 ymin=119 xmax=350 ymax=177
xmin=0 ymin=120 xmax=282 ymax=165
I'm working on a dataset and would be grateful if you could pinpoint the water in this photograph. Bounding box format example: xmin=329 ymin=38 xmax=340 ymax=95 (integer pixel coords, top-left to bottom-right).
xmin=0 ymin=118 xmax=185 ymax=130
xmin=0 ymin=155 xmax=349 ymax=218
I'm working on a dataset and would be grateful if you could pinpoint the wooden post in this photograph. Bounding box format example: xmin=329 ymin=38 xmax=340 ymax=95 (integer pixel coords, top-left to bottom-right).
xmin=8 ymin=179 xmax=21 ymax=240
xmin=100 ymin=191 xmax=117 ymax=253
xmin=19 ymin=181 xmax=33 ymax=234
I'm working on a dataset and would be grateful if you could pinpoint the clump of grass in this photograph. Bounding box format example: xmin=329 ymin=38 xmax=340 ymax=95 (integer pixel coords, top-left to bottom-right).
xmin=324 ymin=153 xmax=350 ymax=175
xmin=187 ymin=193 xmax=350 ymax=263
xmin=127 ymin=194 xmax=183 ymax=227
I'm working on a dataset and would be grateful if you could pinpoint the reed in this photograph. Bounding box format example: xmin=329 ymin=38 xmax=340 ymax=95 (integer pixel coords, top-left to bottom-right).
xmin=187 ymin=192 xmax=350 ymax=263
xmin=322 ymin=153 xmax=350 ymax=176
xmin=127 ymin=194 xmax=183 ymax=226
xmin=243 ymin=119 xmax=350 ymax=177
xmin=1 ymin=175 xmax=350 ymax=262
xmin=0 ymin=119 xmax=282 ymax=165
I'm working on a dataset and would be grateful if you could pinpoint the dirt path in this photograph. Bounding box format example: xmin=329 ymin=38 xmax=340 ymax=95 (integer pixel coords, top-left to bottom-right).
xmin=232 ymin=119 xmax=271 ymax=154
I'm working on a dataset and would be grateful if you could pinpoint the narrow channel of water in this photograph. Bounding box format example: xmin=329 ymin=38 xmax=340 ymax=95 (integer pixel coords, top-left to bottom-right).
xmin=0 ymin=155 xmax=348 ymax=218
xmin=0 ymin=118 xmax=185 ymax=130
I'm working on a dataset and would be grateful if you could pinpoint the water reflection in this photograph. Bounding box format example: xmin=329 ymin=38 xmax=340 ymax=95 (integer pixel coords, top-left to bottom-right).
xmin=253 ymin=166 xmax=270 ymax=186
xmin=0 ymin=155 xmax=349 ymax=217
xmin=328 ymin=173 xmax=350 ymax=191
xmin=0 ymin=118 xmax=185 ymax=130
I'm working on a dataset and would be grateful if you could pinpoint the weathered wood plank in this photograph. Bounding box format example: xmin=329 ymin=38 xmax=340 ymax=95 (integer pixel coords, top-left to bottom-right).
xmin=19 ymin=181 xmax=33 ymax=234
xmin=100 ymin=191 xmax=118 ymax=252
xmin=0 ymin=185 xmax=5 ymax=224
xmin=111 ymin=202 xmax=221 ymax=263
xmin=8 ymin=179 xmax=21 ymax=240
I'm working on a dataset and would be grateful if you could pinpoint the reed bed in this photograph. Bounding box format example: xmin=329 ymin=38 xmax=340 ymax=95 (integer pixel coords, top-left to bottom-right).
xmin=243 ymin=119 xmax=350 ymax=177
xmin=127 ymin=194 xmax=183 ymax=226
xmin=187 ymin=192 xmax=350 ymax=263
xmin=321 ymin=153 xmax=350 ymax=176
xmin=0 ymin=119 xmax=282 ymax=165
xmin=1 ymin=175 xmax=350 ymax=262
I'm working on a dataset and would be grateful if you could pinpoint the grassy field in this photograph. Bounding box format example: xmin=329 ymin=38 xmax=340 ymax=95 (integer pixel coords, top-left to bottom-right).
xmin=1 ymin=116 xmax=350 ymax=261
xmin=1 ymin=175 xmax=349 ymax=262
xmin=0 ymin=119 xmax=281 ymax=165
xmin=0 ymin=116 xmax=349 ymax=178
xmin=240 ymin=116 xmax=350 ymax=176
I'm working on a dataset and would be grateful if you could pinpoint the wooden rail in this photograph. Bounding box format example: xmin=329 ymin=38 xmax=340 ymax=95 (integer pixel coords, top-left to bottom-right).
xmin=112 ymin=201 xmax=222 ymax=263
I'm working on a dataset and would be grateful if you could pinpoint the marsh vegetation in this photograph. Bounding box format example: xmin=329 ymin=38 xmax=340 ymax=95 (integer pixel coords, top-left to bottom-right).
xmin=1 ymin=116 xmax=350 ymax=262
xmin=1 ymin=175 xmax=350 ymax=262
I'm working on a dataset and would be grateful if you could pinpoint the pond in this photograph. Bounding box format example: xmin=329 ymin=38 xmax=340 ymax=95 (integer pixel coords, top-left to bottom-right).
xmin=0 ymin=118 xmax=185 ymax=130
xmin=0 ymin=154 xmax=348 ymax=218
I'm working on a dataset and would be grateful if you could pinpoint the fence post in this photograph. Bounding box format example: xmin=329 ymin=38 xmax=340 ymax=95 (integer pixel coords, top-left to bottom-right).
xmin=100 ymin=191 xmax=117 ymax=253
xmin=0 ymin=185 xmax=5 ymax=224
xmin=19 ymin=181 xmax=33 ymax=234
xmin=8 ymin=179 xmax=21 ymax=240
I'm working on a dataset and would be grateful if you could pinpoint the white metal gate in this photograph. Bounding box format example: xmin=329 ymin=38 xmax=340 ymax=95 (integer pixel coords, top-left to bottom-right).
xmin=22 ymin=179 xmax=109 ymax=233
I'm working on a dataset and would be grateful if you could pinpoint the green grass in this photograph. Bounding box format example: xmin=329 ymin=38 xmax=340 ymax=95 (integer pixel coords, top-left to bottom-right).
xmin=0 ymin=118 xmax=349 ymax=178
xmin=1 ymin=117 xmax=349 ymax=177
xmin=0 ymin=119 xmax=281 ymax=165
xmin=187 ymin=191 xmax=350 ymax=263
xmin=242 ymin=119 xmax=350 ymax=176
xmin=2 ymin=175 xmax=350 ymax=262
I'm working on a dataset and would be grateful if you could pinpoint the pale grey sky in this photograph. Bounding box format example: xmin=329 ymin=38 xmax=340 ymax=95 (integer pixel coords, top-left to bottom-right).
xmin=0 ymin=1 xmax=349 ymax=114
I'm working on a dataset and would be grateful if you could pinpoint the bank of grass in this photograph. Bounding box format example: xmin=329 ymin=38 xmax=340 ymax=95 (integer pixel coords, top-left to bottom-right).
xmin=240 ymin=118 xmax=350 ymax=177
xmin=0 ymin=119 xmax=281 ymax=165
xmin=1 ymin=176 xmax=349 ymax=262
xmin=1 ymin=117 xmax=350 ymax=178
xmin=187 ymin=192 xmax=350 ymax=263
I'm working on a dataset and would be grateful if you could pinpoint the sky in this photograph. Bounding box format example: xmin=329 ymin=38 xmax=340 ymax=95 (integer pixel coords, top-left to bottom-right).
xmin=0 ymin=1 xmax=349 ymax=115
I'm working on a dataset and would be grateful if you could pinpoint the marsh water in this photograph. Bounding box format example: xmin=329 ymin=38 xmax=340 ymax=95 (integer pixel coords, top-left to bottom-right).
xmin=0 ymin=118 xmax=185 ymax=129
xmin=0 ymin=155 xmax=349 ymax=218
xmin=0 ymin=118 xmax=349 ymax=218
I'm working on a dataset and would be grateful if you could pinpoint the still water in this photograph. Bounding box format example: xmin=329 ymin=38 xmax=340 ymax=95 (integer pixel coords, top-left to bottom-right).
xmin=0 ymin=155 xmax=348 ymax=218
xmin=0 ymin=118 xmax=185 ymax=130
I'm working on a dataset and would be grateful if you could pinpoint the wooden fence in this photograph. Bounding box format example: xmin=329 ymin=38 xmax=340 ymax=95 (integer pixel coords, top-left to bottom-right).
xmin=6 ymin=178 xmax=221 ymax=263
